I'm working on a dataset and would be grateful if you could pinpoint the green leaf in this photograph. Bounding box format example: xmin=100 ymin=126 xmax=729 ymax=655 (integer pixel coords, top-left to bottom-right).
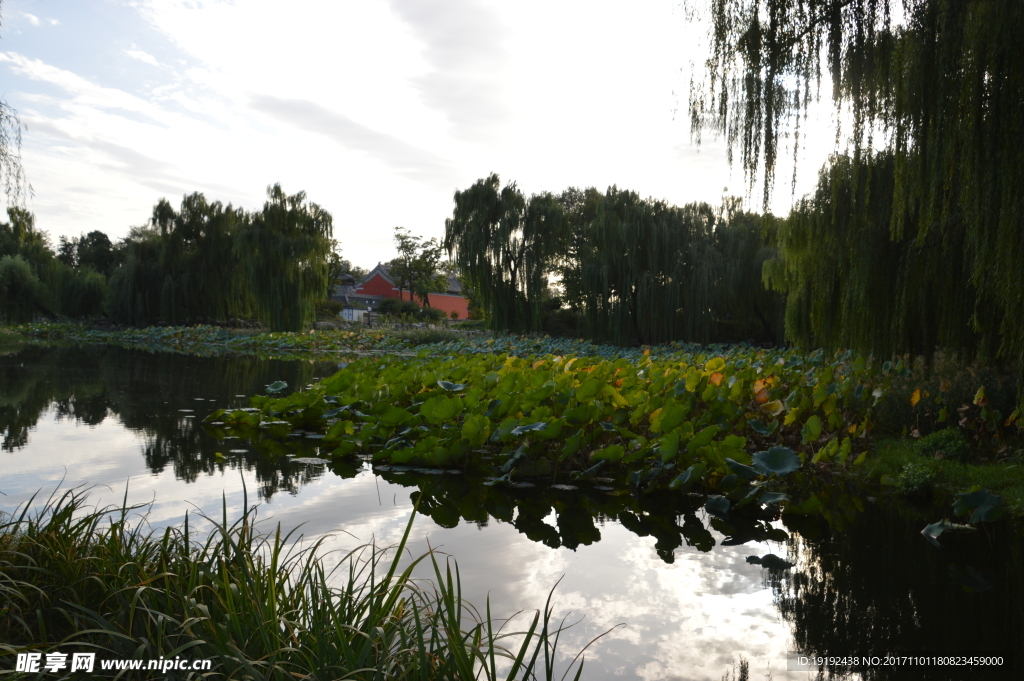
xmin=326 ymin=419 xmax=355 ymax=439
xmin=460 ymin=413 xmax=491 ymax=446
xmin=266 ymin=380 xmax=287 ymax=393
xmin=490 ymin=417 xmax=518 ymax=442
xmin=726 ymin=458 xmax=760 ymax=480
xmin=563 ymin=405 xmax=595 ymax=425
xmin=704 ymin=496 xmax=730 ymax=517
xmin=953 ymin=489 xmax=1004 ymax=523
xmin=704 ymin=357 xmax=725 ymax=372
xmin=751 ymin=446 xmax=801 ymax=476
xmin=656 ymin=402 xmax=687 ymax=433
xmin=686 ymin=424 xmax=720 ymax=451
xmin=748 ymin=419 xmax=777 ymax=436
xmin=591 ymin=444 xmax=625 ymax=462
xmin=802 ymin=414 xmax=823 ymax=443
xmin=575 ymin=378 xmax=604 ymax=401
xmin=419 ymin=396 xmax=464 ymax=424
xmin=668 ymin=463 xmax=706 ymax=489
xmin=658 ymin=430 xmax=681 ymax=462
xmin=437 ymin=380 xmax=467 ymax=391
xmin=381 ymin=406 xmax=415 ymax=428
xmin=921 ymin=520 xmax=949 ymax=548
xmin=560 ymin=432 xmax=582 ymax=461
xmin=511 ymin=421 xmax=548 ymax=436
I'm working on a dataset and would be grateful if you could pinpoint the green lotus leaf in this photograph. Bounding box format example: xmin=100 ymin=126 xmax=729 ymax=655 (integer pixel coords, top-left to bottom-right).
xmin=752 ymin=446 xmax=801 ymax=476
xmin=726 ymin=458 xmax=760 ymax=480
xmin=953 ymin=488 xmax=1004 ymax=523
xmin=704 ymin=495 xmax=730 ymax=518
xmin=511 ymin=421 xmax=548 ymax=436
xmin=437 ymin=380 xmax=467 ymax=391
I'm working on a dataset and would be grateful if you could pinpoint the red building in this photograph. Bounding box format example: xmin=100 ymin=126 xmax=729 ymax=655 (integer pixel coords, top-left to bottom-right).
xmin=348 ymin=264 xmax=471 ymax=319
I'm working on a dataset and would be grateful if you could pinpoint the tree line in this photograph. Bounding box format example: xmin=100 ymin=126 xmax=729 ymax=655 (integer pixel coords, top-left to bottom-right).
xmin=445 ymin=174 xmax=785 ymax=346
xmin=1 ymin=184 xmax=337 ymax=331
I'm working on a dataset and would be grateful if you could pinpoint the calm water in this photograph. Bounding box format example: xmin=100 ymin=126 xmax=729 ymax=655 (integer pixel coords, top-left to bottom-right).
xmin=1 ymin=344 xmax=1020 ymax=680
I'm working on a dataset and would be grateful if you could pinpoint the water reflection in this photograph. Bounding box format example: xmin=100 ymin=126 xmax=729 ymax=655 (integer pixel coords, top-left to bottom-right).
xmin=771 ymin=507 xmax=1021 ymax=680
xmin=376 ymin=468 xmax=787 ymax=562
xmin=2 ymin=344 xmax=1020 ymax=679
xmin=0 ymin=344 xmax=348 ymax=499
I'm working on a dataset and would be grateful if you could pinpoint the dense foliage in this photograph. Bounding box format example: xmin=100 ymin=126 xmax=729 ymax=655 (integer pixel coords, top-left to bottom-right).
xmin=0 ymin=208 xmax=106 ymax=322
xmin=208 ymin=346 xmax=894 ymax=504
xmin=107 ymin=184 xmax=332 ymax=331
xmin=446 ymin=176 xmax=784 ymax=345
xmin=445 ymin=175 xmax=566 ymax=334
xmin=692 ymin=0 xmax=1024 ymax=402
xmin=388 ymin=226 xmax=448 ymax=308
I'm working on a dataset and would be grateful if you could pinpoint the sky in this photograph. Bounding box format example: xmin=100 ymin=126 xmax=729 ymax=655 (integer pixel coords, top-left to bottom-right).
xmin=0 ymin=0 xmax=837 ymax=269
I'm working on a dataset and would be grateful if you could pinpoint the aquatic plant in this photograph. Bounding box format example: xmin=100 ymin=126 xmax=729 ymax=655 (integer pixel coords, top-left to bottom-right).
xmin=205 ymin=346 xmax=902 ymax=499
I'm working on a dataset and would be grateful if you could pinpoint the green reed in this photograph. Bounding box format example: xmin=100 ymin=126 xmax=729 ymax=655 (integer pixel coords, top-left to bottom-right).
xmin=0 ymin=487 xmax=595 ymax=679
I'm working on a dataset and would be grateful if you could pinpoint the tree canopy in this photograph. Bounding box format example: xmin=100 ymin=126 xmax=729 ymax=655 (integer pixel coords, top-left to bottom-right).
xmin=446 ymin=175 xmax=783 ymax=344
xmin=108 ymin=185 xmax=333 ymax=331
xmin=445 ymin=174 xmax=567 ymax=333
xmin=693 ymin=0 xmax=1024 ymax=397
xmin=388 ymin=227 xmax=447 ymax=308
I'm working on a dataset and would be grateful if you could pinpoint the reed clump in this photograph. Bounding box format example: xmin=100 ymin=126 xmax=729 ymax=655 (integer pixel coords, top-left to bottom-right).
xmin=0 ymin=489 xmax=594 ymax=680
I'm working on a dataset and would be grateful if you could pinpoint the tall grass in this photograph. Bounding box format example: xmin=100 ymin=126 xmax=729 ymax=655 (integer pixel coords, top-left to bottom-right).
xmin=0 ymin=488 xmax=600 ymax=679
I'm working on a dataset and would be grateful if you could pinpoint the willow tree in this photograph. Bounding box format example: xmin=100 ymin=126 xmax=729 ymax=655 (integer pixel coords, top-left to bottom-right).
xmin=152 ymin=193 xmax=252 ymax=324
xmin=108 ymin=194 xmax=252 ymax=325
xmin=693 ymin=0 xmax=1024 ymax=395
xmin=568 ymin=189 xmax=721 ymax=346
xmin=238 ymin=184 xmax=333 ymax=332
xmin=106 ymin=226 xmax=165 ymax=325
xmin=0 ymin=2 xmax=30 ymax=207
xmin=712 ymin=203 xmax=786 ymax=344
xmin=445 ymin=174 xmax=566 ymax=333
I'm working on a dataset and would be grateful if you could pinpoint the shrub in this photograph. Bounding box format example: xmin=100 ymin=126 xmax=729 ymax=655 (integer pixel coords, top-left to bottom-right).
xmin=319 ymin=299 xmax=344 ymax=315
xmin=377 ymin=297 xmax=421 ymax=316
xmin=389 ymin=327 xmax=466 ymax=345
xmin=0 ymin=255 xmax=46 ymax=323
xmin=894 ymin=462 xmax=938 ymax=498
xmin=914 ymin=427 xmax=972 ymax=462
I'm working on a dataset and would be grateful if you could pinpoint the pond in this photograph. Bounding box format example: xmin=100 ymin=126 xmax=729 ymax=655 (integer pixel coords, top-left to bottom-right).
xmin=1 ymin=344 xmax=1019 ymax=680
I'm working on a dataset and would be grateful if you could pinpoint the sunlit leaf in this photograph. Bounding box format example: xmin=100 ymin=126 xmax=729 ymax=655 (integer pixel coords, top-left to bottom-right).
xmin=437 ymin=380 xmax=466 ymax=391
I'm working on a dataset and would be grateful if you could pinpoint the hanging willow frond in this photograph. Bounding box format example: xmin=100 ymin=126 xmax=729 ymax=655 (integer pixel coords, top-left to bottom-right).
xmin=696 ymin=0 xmax=1024 ymax=404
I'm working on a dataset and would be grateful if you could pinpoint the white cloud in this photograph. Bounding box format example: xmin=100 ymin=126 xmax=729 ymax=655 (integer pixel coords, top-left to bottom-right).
xmin=125 ymin=47 xmax=159 ymax=66
xmin=0 ymin=0 xmax=838 ymax=269
xmin=21 ymin=12 xmax=41 ymax=26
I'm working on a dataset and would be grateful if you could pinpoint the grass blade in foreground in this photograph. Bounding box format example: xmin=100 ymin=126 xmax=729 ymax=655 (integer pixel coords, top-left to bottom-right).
xmin=0 ymin=488 xmax=603 ymax=679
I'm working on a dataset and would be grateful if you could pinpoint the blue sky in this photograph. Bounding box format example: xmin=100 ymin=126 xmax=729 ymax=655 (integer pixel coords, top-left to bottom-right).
xmin=1 ymin=0 xmax=834 ymax=268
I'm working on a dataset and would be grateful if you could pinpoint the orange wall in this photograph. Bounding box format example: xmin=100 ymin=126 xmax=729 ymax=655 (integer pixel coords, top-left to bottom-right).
xmin=356 ymin=273 xmax=470 ymax=319
xmin=355 ymin=273 xmax=398 ymax=297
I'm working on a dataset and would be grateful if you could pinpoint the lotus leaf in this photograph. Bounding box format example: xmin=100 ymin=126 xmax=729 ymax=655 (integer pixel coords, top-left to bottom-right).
xmin=752 ymin=446 xmax=801 ymax=476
